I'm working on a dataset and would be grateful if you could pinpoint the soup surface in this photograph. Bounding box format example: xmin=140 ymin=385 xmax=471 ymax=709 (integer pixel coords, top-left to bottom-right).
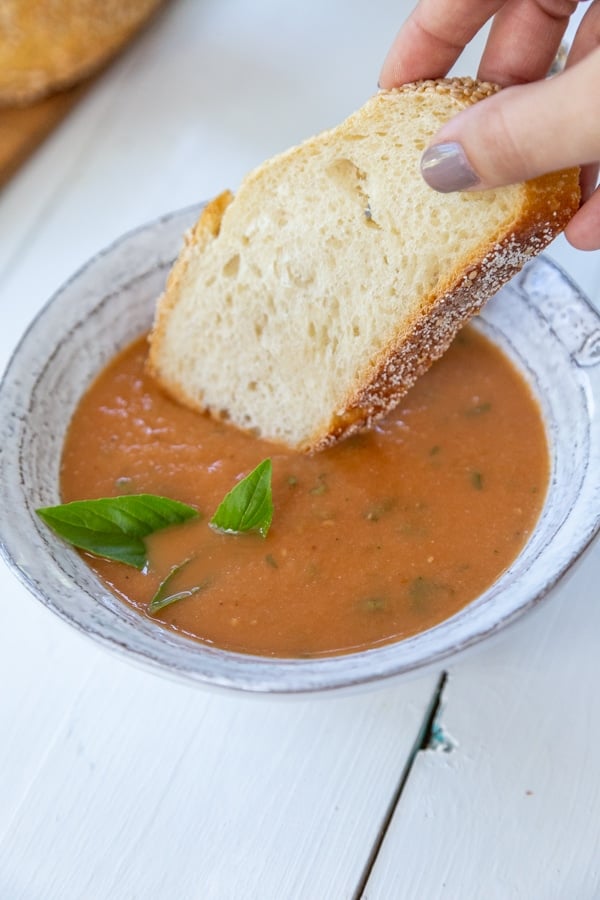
xmin=61 ymin=326 xmax=548 ymax=657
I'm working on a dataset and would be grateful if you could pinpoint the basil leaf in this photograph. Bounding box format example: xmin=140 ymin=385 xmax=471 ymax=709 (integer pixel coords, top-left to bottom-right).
xmin=149 ymin=559 xmax=212 ymax=613
xmin=210 ymin=458 xmax=273 ymax=537
xmin=36 ymin=494 xmax=199 ymax=570
xmin=149 ymin=587 xmax=205 ymax=613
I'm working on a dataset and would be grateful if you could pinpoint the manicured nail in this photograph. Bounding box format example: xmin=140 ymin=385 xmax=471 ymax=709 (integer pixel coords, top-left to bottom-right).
xmin=421 ymin=142 xmax=480 ymax=192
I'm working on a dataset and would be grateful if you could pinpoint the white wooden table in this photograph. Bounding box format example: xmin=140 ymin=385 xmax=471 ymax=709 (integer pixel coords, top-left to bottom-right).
xmin=1 ymin=2 xmax=599 ymax=897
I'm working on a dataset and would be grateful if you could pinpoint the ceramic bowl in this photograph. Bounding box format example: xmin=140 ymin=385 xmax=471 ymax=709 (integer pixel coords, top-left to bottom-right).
xmin=1 ymin=206 xmax=600 ymax=693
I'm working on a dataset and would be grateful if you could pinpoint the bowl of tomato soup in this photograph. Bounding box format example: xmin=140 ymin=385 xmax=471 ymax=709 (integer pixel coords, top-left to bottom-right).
xmin=1 ymin=206 xmax=600 ymax=693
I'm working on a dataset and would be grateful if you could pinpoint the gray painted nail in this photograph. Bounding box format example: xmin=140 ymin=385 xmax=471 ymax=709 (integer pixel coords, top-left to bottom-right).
xmin=421 ymin=142 xmax=480 ymax=192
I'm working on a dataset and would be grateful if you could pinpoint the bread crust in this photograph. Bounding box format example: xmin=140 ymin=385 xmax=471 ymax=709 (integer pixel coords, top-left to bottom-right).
xmin=312 ymin=164 xmax=580 ymax=451
xmin=146 ymin=190 xmax=233 ymax=394
xmin=147 ymin=78 xmax=580 ymax=452
xmin=0 ymin=0 xmax=164 ymax=106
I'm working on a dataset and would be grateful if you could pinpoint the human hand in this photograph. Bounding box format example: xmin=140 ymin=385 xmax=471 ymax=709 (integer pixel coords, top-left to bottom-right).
xmin=379 ymin=1 xmax=600 ymax=250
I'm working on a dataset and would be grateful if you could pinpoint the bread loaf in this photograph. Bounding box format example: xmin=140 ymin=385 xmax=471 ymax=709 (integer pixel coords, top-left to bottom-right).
xmin=0 ymin=0 xmax=163 ymax=106
xmin=148 ymin=78 xmax=580 ymax=452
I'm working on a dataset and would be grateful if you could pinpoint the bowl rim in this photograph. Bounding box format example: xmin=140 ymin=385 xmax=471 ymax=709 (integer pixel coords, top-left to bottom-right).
xmin=1 ymin=206 xmax=600 ymax=694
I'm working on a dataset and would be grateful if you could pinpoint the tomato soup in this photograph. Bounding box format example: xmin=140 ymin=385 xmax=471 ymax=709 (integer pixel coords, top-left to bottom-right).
xmin=60 ymin=327 xmax=548 ymax=657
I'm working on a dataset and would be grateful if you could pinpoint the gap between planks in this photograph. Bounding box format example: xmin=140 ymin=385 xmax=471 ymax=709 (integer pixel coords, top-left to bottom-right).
xmin=353 ymin=670 xmax=449 ymax=900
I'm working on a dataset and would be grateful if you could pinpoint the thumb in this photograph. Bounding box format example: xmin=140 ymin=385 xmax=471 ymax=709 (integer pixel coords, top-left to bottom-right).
xmin=420 ymin=49 xmax=600 ymax=193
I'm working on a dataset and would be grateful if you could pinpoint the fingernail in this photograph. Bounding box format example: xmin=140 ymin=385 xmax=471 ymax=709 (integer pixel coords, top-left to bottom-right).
xmin=421 ymin=142 xmax=480 ymax=192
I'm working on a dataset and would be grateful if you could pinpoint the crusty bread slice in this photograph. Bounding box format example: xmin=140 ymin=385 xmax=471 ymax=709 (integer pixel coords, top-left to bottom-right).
xmin=147 ymin=78 xmax=580 ymax=452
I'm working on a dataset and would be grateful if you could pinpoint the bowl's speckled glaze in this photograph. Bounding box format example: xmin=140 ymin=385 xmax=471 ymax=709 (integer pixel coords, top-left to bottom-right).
xmin=1 ymin=206 xmax=599 ymax=693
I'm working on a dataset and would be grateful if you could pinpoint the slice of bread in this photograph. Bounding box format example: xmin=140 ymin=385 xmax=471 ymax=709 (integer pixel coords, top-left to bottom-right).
xmin=147 ymin=78 xmax=580 ymax=452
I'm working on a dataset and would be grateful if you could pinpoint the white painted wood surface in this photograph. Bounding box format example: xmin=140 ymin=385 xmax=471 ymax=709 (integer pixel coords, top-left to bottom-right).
xmin=0 ymin=2 xmax=599 ymax=897
xmin=364 ymin=558 xmax=600 ymax=899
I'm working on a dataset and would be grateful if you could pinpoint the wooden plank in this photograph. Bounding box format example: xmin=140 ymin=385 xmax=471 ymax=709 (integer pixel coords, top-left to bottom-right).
xmin=362 ymin=559 xmax=600 ymax=899
xmin=0 ymin=646 xmax=439 ymax=899
xmin=0 ymin=85 xmax=88 ymax=190
xmin=0 ymin=53 xmax=138 ymax=289
xmin=0 ymin=581 xmax=99 ymax=846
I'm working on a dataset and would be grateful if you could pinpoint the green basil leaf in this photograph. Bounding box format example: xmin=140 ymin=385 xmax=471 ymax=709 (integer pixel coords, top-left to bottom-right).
xmin=148 ymin=566 xmax=210 ymax=616
xmin=149 ymin=557 xmax=212 ymax=614
xmin=36 ymin=494 xmax=199 ymax=570
xmin=149 ymin=587 xmax=204 ymax=613
xmin=210 ymin=458 xmax=273 ymax=538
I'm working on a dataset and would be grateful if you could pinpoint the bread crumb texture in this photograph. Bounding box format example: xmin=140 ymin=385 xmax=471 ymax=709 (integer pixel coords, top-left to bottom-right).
xmin=148 ymin=78 xmax=580 ymax=451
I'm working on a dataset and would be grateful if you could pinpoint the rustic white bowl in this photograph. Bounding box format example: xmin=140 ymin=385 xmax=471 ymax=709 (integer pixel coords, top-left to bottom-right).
xmin=1 ymin=206 xmax=600 ymax=693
